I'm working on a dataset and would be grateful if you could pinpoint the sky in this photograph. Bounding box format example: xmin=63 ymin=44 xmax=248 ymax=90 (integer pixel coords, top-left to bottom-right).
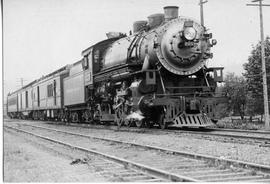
xmin=3 ymin=0 xmax=270 ymax=98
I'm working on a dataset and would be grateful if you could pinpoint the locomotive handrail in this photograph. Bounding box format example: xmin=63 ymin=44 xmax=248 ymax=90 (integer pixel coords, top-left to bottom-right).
xmin=127 ymin=31 xmax=144 ymax=62
xmin=166 ymin=86 xmax=216 ymax=89
xmin=154 ymin=92 xmax=217 ymax=96
xmin=93 ymin=63 xmax=142 ymax=77
xmin=127 ymin=34 xmax=139 ymax=61
xmin=130 ymin=69 xmax=159 ymax=76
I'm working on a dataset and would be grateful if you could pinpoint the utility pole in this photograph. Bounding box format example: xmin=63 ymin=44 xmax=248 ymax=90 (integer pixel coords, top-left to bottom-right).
xmin=20 ymin=78 xmax=24 ymax=87
xmin=17 ymin=78 xmax=27 ymax=88
xmin=247 ymin=0 xmax=270 ymax=130
xmin=199 ymin=0 xmax=208 ymax=27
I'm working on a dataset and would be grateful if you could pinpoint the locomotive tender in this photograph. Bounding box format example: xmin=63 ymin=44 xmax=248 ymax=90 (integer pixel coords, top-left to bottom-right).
xmin=7 ymin=6 xmax=223 ymax=128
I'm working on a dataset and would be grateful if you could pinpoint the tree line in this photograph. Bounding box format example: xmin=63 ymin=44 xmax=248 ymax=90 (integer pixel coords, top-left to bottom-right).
xmin=220 ymin=37 xmax=270 ymax=120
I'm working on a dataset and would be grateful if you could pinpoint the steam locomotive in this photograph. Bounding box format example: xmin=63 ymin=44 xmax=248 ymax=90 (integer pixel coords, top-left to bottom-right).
xmin=7 ymin=6 xmax=223 ymax=128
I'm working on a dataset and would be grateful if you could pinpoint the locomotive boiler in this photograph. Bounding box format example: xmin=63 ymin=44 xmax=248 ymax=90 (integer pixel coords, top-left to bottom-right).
xmin=101 ymin=7 xmax=213 ymax=76
xmin=7 ymin=6 xmax=224 ymax=129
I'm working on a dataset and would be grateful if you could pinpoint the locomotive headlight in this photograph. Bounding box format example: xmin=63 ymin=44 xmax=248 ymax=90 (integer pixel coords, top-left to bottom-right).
xmin=183 ymin=27 xmax=197 ymax=41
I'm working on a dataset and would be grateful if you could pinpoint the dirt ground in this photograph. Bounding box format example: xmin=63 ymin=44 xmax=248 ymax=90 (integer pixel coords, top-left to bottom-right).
xmin=4 ymin=119 xmax=270 ymax=182
xmin=3 ymin=130 xmax=107 ymax=182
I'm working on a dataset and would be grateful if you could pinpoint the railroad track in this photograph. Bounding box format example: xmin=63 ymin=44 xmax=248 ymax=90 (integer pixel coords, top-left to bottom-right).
xmin=4 ymin=125 xmax=181 ymax=182
xmin=5 ymin=118 xmax=270 ymax=145
xmin=210 ymin=127 xmax=270 ymax=135
xmin=49 ymin=120 xmax=270 ymax=145
xmin=169 ymin=128 xmax=270 ymax=145
xmin=5 ymin=123 xmax=270 ymax=182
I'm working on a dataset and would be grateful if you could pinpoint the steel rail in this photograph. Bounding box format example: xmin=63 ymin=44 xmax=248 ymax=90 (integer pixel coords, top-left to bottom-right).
xmin=4 ymin=125 xmax=198 ymax=182
xmin=45 ymin=119 xmax=270 ymax=139
xmin=6 ymin=118 xmax=270 ymax=143
xmin=52 ymin=120 xmax=270 ymax=142
xmin=16 ymin=123 xmax=270 ymax=173
xmin=8 ymin=118 xmax=270 ymax=134
xmin=208 ymin=127 xmax=270 ymax=134
xmin=166 ymin=129 xmax=270 ymax=142
xmin=53 ymin=119 xmax=270 ymax=141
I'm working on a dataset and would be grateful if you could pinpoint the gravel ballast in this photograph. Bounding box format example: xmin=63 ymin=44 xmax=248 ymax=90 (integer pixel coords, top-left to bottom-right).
xmin=6 ymin=119 xmax=270 ymax=166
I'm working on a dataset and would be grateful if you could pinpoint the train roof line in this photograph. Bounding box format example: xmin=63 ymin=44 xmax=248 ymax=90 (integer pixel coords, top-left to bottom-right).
xmin=8 ymin=65 xmax=69 ymax=96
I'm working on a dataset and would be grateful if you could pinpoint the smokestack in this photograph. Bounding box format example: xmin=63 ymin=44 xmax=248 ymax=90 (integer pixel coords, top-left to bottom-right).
xmin=163 ymin=6 xmax=179 ymax=22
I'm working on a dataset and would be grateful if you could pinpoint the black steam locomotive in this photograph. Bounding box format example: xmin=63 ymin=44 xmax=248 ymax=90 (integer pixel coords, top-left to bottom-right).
xmin=7 ymin=6 xmax=223 ymax=129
